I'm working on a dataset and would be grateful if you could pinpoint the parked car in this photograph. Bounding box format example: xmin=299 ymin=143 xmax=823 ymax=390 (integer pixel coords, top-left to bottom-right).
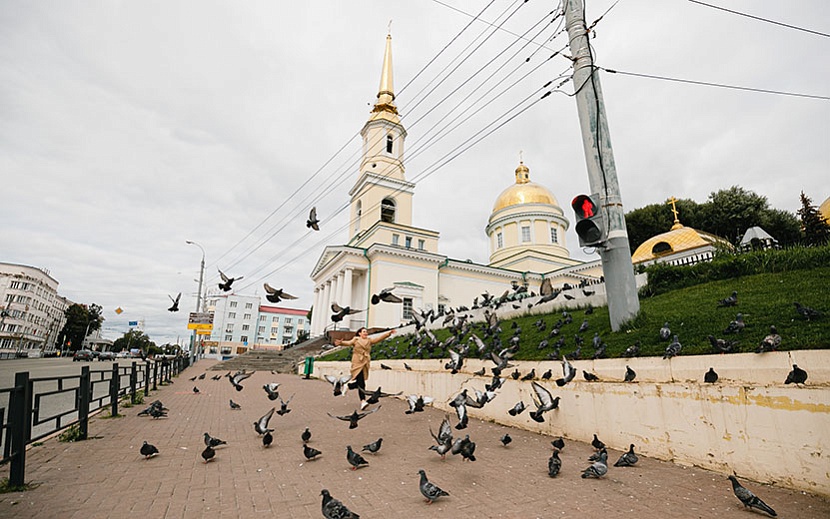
xmin=73 ymin=350 xmax=95 ymax=361
xmin=98 ymin=351 xmax=116 ymax=361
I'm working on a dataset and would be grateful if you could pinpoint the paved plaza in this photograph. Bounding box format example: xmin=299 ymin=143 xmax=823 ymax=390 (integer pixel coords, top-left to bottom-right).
xmin=1 ymin=360 xmax=828 ymax=518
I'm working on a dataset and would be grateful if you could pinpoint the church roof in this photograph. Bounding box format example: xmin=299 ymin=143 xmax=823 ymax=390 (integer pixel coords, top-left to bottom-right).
xmin=492 ymin=161 xmax=559 ymax=212
xmin=631 ymin=223 xmax=729 ymax=263
xmin=820 ymin=196 xmax=830 ymax=222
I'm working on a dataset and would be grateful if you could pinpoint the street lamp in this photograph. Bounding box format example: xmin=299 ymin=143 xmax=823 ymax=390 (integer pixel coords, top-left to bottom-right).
xmin=186 ymin=240 xmax=206 ymax=364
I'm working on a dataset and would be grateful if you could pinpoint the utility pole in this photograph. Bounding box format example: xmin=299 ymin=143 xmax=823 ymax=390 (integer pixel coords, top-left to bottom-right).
xmin=186 ymin=240 xmax=206 ymax=364
xmin=564 ymin=0 xmax=639 ymax=330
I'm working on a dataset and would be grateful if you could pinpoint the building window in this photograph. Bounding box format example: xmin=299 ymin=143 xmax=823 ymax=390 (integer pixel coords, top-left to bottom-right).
xmin=271 ymin=327 xmax=278 ymax=335
xmin=242 ymin=324 xmax=250 ymax=331
xmin=403 ymin=297 xmax=413 ymax=320
xmin=241 ymin=335 xmax=248 ymax=343
xmin=285 ymin=317 xmax=293 ymax=324
xmin=355 ymin=200 xmax=362 ymax=233
xmin=405 ymin=236 xmax=412 ymax=248
xmin=245 ymin=303 xmax=253 ymax=309
xmin=521 ymin=226 xmax=531 ymax=243
xmin=497 ymin=232 xmax=503 ymax=248
xmin=437 ymin=303 xmax=445 ymax=314
xmin=259 ymin=316 xmax=266 ymax=322
xmin=386 ymin=134 xmax=393 ymax=153
xmin=243 ymin=313 xmax=251 ymax=320
xmin=381 ymin=198 xmax=396 ymax=223
xmin=418 ymin=239 xmax=425 ymax=250
xmin=230 ymin=301 xmax=238 ymax=308
xmin=228 ymin=312 xmax=236 ymax=319
xmin=392 ymin=234 xmax=399 ymax=246
xmin=225 ymin=323 xmax=234 ymax=333
xmin=550 ymin=227 xmax=558 ymax=243
xmin=272 ymin=316 xmax=279 ymax=323
xmin=258 ymin=326 xmax=265 ymax=333
xmin=224 ymin=335 xmax=232 ymax=342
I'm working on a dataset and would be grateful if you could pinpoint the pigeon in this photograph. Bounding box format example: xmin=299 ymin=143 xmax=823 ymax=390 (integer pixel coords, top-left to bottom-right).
xmin=404 ymin=362 xmax=412 ymax=371
xmin=555 ymin=357 xmax=576 ymax=387
xmin=511 ymin=369 xmax=521 ymax=380
xmin=167 ymin=293 xmax=181 ymax=312
xmin=591 ymin=434 xmax=606 ymax=451
xmin=218 ymin=269 xmax=243 ymax=292
xmin=192 ymin=386 xmax=200 ymax=394
xmin=551 ymin=437 xmax=565 ymax=450
xmin=331 ymin=302 xmax=364 ymax=323
xmin=406 ymin=395 xmax=434 ymax=414
xmin=541 ymin=369 xmax=552 ymax=380
xmin=262 ymin=430 xmax=273 ymax=448
xmin=578 ymin=319 xmax=589 ymax=333
xmin=230 ymin=371 xmax=253 ymax=391
xmin=327 ymin=405 xmax=381 ymax=429
xmin=508 ymin=401 xmax=527 ymax=416
xmin=459 ymin=436 xmax=477 ymax=462
xmin=324 ymin=374 xmax=351 ymax=397
xmin=659 ymin=322 xmax=671 ymax=341
xmin=203 ymin=432 xmax=227 ymax=448
xmin=229 ymin=399 xmax=241 ymax=410
xmin=140 ymin=441 xmax=158 ymax=458
xmin=306 ymin=206 xmax=320 ymax=231
xmin=624 ymin=341 xmax=640 ymax=357
xmin=500 ymin=433 xmax=512 ymax=446
xmin=201 ymin=445 xmax=215 ymax=463
xmin=276 ymin=394 xmax=294 ymax=415
xmin=362 ymin=437 xmax=383 ymax=454
xmin=301 ymin=427 xmax=311 ymax=444
xmin=148 ymin=406 xmax=167 ymax=419
xmin=197 ymin=373 xmax=206 ymax=380
xmin=793 ymin=302 xmax=822 ymax=321
xmin=728 ymin=475 xmax=777 ymax=517
xmin=583 ymin=370 xmax=599 ymax=382
xmin=371 ymin=287 xmax=402 ymax=305
xmin=263 ymin=382 xmax=280 ymax=401
xmin=757 ymin=325 xmax=781 ymax=353
xmin=189 ymin=375 xmax=198 ymax=381
xmin=521 ymin=369 xmax=536 ymax=381
xmin=581 ymin=449 xmax=608 ymax=478
xmin=784 ymin=364 xmax=807 ymax=385
xmin=704 ymin=367 xmax=719 ymax=384
xmin=445 ymin=349 xmax=464 ymax=374
xmin=548 ymin=449 xmax=562 ymax=477
xmin=263 ymin=284 xmax=298 ymax=304
xmin=320 ymin=489 xmax=359 ymax=519
xmin=663 ymin=335 xmax=682 ymax=359
xmin=254 ymin=407 xmax=275 ymax=435
xmin=717 ymin=291 xmax=738 ymax=307
xmin=708 ymin=335 xmax=739 ymax=354
xmin=624 ymin=365 xmax=636 ymax=382
xmin=614 ymin=444 xmax=639 ymax=467
xmin=723 ymin=313 xmax=746 ymax=334
xmin=529 ymin=381 xmax=559 ymax=423
xmin=303 ymin=443 xmax=322 ymax=460
xmin=449 ymin=395 xmax=468 ymax=430
xmin=418 ymin=469 xmax=449 ymax=504
xmin=428 ymin=438 xmax=452 ymax=459
xmin=345 ymin=445 xmax=369 ymax=470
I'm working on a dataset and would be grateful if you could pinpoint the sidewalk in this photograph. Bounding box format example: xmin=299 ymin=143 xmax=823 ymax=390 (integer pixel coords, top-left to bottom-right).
xmin=1 ymin=360 xmax=827 ymax=518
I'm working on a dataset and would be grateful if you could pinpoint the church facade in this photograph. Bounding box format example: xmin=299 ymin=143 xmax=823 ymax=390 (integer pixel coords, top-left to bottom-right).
xmin=309 ymin=34 xmax=602 ymax=337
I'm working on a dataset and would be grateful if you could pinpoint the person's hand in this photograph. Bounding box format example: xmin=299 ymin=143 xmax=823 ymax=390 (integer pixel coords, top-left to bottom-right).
xmin=389 ymin=329 xmax=396 ymax=336
xmin=334 ymin=339 xmax=342 ymax=346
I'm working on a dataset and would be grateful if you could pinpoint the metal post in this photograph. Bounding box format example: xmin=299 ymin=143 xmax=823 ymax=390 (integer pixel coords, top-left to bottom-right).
xmin=78 ymin=365 xmax=90 ymax=440
xmin=9 ymin=371 xmax=31 ymax=487
xmin=152 ymin=360 xmax=158 ymax=390
xmin=130 ymin=362 xmax=137 ymax=404
xmin=564 ymin=0 xmax=639 ymax=330
xmin=186 ymin=240 xmax=205 ymax=366
xmin=144 ymin=361 xmax=151 ymax=396
xmin=110 ymin=363 xmax=119 ymax=417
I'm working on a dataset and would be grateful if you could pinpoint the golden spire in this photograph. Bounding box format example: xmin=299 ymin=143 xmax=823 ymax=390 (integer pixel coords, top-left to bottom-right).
xmin=667 ymin=196 xmax=684 ymax=230
xmin=372 ymin=31 xmax=398 ymax=115
xmin=515 ymin=159 xmax=530 ymax=184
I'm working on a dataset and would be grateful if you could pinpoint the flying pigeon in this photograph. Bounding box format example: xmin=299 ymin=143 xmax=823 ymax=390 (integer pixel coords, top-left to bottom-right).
xmin=201 ymin=445 xmax=215 ymax=463
xmin=167 ymin=293 xmax=181 ymax=312
xmin=262 ymin=430 xmax=273 ymax=448
xmin=708 ymin=335 xmax=739 ymax=354
xmin=229 ymin=371 xmax=253 ymax=391
xmin=583 ymin=370 xmax=599 ymax=382
xmin=301 ymin=427 xmax=311 ymax=444
xmin=591 ymin=434 xmax=606 ymax=451
xmin=276 ymin=394 xmax=294 ymax=415
xmin=548 ymin=448 xmax=562 ymax=477
xmin=327 ymin=405 xmax=381 ymax=429
xmin=345 ymin=445 xmax=369 ymax=470
xmin=445 ymin=349 xmax=464 ymax=374
xmin=508 ymin=401 xmax=527 ymax=416
xmin=306 ymin=206 xmax=320 ymax=231
xmin=704 ymin=367 xmax=719 ymax=384
xmin=551 ymin=437 xmax=565 ymax=450
xmin=362 ymin=437 xmax=383 ymax=454
xmin=218 ymin=269 xmax=243 ymax=292
xmin=254 ymin=407 xmax=275 ymax=435
xmin=203 ymin=432 xmax=227 ymax=448
xmin=723 ymin=313 xmax=746 ymax=334
xmin=757 ymin=325 xmax=782 ymax=353
xmin=371 ymin=287 xmax=403 ymax=305
xmin=581 ymin=449 xmax=608 ymax=478
xmin=659 ymin=322 xmax=671 ymax=341
xmin=449 ymin=392 xmax=469 ymax=430
xmin=529 ymin=381 xmax=559 ymax=423
xmin=793 ymin=302 xmax=822 ymax=321
xmin=263 ymin=284 xmax=298 ymax=304
xmin=405 ymin=394 xmax=434 ymax=414
xmin=500 ymin=433 xmax=512 ymax=446
xmin=331 ymin=302 xmax=364 ymax=323
xmin=717 ymin=291 xmax=738 ymax=307
xmin=324 ymin=374 xmax=351 ymax=397
xmin=624 ymin=365 xmax=636 ymax=382
xmin=555 ymin=357 xmax=576 ymax=386
xmin=663 ymin=335 xmax=682 ymax=359
xmin=303 ymin=444 xmax=322 ymax=460
xmin=229 ymin=399 xmax=241 ymax=410
xmin=140 ymin=441 xmax=158 ymax=459
xmin=263 ymin=382 xmax=280 ymax=401
xmin=784 ymin=364 xmax=807 ymax=385
xmin=320 ymin=489 xmax=359 ymax=519
xmin=418 ymin=469 xmax=449 ymax=504
xmin=728 ymin=475 xmax=777 ymax=517
xmin=614 ymin=444 xmax=639 ymax=467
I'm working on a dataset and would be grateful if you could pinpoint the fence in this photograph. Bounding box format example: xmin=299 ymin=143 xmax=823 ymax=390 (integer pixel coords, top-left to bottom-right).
xmin=0 ymin=355 xmax=189 ymax=487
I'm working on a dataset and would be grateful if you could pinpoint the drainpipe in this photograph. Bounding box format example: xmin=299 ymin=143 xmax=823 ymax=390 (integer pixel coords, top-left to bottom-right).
xmin=362 ymin=248 xmax=371 ymax=329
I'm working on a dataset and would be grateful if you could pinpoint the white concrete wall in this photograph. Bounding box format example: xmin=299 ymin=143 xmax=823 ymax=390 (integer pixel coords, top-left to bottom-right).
xmin=307 ymin=349 xmax=829 ymax=496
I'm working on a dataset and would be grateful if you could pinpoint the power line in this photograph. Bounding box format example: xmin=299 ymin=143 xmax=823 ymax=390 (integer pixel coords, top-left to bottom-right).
xmin=688 ymin=0 xmax=830 ymax=38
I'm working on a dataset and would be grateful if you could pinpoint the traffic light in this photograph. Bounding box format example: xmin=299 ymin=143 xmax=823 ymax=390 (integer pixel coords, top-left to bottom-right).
xmin=571 ymin=194 xmax=606 ymax=247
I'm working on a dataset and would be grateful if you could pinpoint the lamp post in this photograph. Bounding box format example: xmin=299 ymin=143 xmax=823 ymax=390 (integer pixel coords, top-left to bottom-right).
xmin=186 ymin=240 xmax=206 ymax=364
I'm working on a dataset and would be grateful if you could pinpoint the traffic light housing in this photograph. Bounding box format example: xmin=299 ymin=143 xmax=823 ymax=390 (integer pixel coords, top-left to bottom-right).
xmin=571 ymin=194 xmax=606 ymax=247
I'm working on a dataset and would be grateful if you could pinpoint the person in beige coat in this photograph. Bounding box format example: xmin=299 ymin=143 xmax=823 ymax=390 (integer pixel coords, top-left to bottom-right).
xmin=335 ymin=327 xmax=395 ymax=409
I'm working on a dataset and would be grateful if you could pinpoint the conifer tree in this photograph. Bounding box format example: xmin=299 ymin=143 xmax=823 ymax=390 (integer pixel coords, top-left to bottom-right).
xmin=797 ymin=191 xmax=830 ymax=245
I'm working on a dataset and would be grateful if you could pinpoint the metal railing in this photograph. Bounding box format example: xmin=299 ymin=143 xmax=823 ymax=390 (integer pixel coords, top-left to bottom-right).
xmin=0 ymin=356 xmax=190 ymax=487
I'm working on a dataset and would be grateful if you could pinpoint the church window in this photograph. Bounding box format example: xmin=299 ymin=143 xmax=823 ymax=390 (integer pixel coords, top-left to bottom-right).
xmin=652 ymin=242 xmax=673 ymax=255
xmin=386 ymin=135 xmax=394 ymax=153
xmin=497 ymin=232 xmax=503 ymax=248
xmin=438 ymin=304 xmax=445 ymax=314
xmin=403 ymin=298 xmax=413 ymax=320
xmin=381 ymin=198 xmax=396 ymax=223
xmin=354 ymin=201 xmax=362 ymax=233
xmin=550 ymin=227 xmax=558 ymax=243
xmin=392 ymin=234 xmax=399 ymax=245
xmin=418 ymin=239 xmax=425 ymax=250
xmin=521 ymin=226 xmax=531 ymax=243
xmin=405 ymin=236 xmax=412 ymax=248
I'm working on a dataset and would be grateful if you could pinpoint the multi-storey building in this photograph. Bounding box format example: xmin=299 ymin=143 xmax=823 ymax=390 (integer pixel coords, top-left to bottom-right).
xmin=0 ymin=262 xmax=69 ymax=355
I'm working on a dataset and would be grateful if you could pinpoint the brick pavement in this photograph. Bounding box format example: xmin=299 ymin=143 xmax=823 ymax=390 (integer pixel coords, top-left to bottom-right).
xmin=1 ymin=360 xmax=828 ymax=518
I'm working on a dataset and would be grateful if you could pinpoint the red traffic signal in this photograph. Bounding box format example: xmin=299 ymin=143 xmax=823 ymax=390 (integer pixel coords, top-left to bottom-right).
xmin=571 ymin=194 xmax=605 ymax=247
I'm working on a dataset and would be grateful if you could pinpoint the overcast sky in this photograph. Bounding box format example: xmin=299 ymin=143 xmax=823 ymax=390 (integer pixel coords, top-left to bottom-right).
xmin=2 ymin=0 xmax=827 ymax=346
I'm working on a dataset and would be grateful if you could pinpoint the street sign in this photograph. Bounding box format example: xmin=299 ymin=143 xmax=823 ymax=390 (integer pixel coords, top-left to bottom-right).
xmin=187 ymin=312 xmax=214 ymax=331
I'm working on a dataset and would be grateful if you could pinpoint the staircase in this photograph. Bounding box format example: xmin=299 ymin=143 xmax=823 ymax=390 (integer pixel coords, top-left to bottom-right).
xmin=208 ymin=336 xmax=330 ymax=373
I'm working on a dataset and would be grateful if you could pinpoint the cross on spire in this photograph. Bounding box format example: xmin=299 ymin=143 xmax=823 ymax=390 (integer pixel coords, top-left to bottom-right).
xmin=667 ymin=196 xmax=683 ymax=229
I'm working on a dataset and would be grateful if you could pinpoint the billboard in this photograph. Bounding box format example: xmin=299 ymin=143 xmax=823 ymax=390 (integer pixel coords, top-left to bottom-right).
xmin=187 ymin=312 xmax=214 ymax=331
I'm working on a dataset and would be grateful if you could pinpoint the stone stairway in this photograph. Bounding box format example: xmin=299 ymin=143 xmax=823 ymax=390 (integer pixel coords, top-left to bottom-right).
xmin=208 ymin=336 xmax=329 ymax=374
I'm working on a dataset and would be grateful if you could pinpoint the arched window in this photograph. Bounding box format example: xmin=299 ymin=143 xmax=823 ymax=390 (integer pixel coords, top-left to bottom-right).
xmin=381 ymin=197 xmax=396 ymax=223
xmin=386 ymin=135 xmax=394 ymax=153
xmin=652 ymin=241 xmax=673 ymax=255
xmin=354 ymin=200 xmax=362 ymax=233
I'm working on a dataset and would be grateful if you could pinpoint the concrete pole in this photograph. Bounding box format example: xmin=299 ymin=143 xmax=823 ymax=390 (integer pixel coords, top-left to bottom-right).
xmin=564 ymin=0 xmax=639 ymax=330
xmin=186 ymin=241 xmax=206 ymax=363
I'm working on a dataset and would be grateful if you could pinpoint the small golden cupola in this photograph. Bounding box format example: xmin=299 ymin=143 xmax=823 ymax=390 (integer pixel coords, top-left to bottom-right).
xmin=492 ymin=161 xmax=558 ymax=212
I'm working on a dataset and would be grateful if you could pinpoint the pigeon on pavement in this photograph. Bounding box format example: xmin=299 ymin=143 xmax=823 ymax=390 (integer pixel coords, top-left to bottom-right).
xmin=140 ymin=441 xmax=158 ymax=459
xmin=192 ymin=386 xmax=200 ymax=394
xmin=345 ymin=445 xmax=369 ymax=470
xmin=583 ymin=370 xmax=599 ymax=381
xmin=303 ymin=444 xmax=322 ymax=460
xmin=254 ymin=407 xmax=276 ymax=435
xmin=624 ymin=365 xmax=636 ymax=382
xmin=548 ymin=449 xmax=562 ymax=477
xmin=229 ymin=399 xmax=241 ymax=410
xmin=784 ymin=364 xmax=808 ymax=385
xmin=201 ymin=445 xmax=215 ymax=463
xmin=418 ymin=469 xmax=450 ymax=504
xmin=203 ymin=432 xmax=227 ymax=448
xmin=327 ymin=405 xmax=381 ymax=429
xmin=551 ymin=437 xmax=565 ymax=450
xmin=500 ymin=433 xmax=512 ymax=446
xmin=728 ymin=475 xmax=777 ymax=517
xmin=301 ymin=427 xmax=311 ymax=444
xmin=614 ymin=444 xmax=639 ymax=467
xmin=592 ymin=434 xmax=606 ymax=451
xmin=704 ymin=367 xmax=719 ymax=384
xmin=262 ymin=430 xmax=273 ymax=448
xmin=362 ymin=438 xmax=383 ymax=454
xmin=320 ymin=489 xmax=359 ymax=519
xmin=581 ymin=449 xmax=608 ymax=478
xmin=541 ymin=369 xmax=552 ymax=380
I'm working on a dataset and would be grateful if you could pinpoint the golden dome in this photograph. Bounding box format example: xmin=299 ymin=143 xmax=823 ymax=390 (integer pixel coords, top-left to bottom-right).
xmin=631 ymin=223 xmax=730 ymax=263
xmin=492 ymin=162 xmax=558 ymax=212
xmin=820 ymin=196 xmax=830 ymax=222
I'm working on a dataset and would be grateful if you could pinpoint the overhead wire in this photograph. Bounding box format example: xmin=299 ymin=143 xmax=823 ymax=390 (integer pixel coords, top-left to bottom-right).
xmin=688 ymin=0 xmax=830 ymax=38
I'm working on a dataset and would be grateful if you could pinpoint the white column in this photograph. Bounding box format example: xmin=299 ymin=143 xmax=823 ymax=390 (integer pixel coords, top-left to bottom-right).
xmin=321 ymin=281 xmax=331 ymax=334
xmin=342 ymin=268 xmax=354 ymax=330
xmin=311 ymin=287 xmax=322 ymax=336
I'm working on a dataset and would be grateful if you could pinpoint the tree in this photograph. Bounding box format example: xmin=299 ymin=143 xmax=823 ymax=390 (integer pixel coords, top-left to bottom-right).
xmin=112 ymin=329 xmax=156 ymax=354
xmin=59 ymin=303 xmax=104 ymax=351
xmin=797 ymin=191 xmax=830 ymax=246
xmin=625 ymin=198 xmax=700 ymax=252
xmin=699 ymin=186 xmax=767 ymax=245
xmin=758 ymin=208 xmax=801 ymax=247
